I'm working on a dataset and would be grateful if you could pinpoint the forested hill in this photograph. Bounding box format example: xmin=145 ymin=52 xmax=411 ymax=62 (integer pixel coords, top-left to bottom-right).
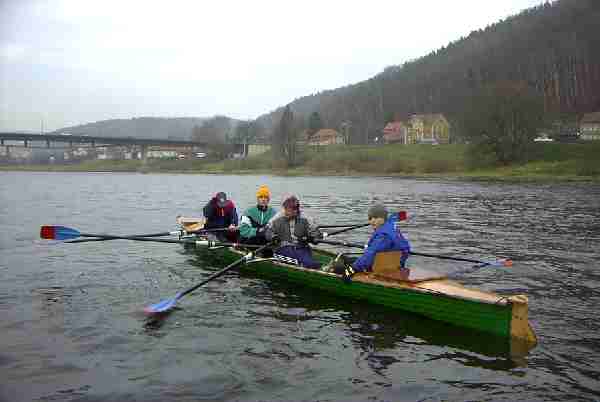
xmin=256 ymin=0 xmax=600 ymax=144
xmin=53 ymin=117 xmax=209 ymax=140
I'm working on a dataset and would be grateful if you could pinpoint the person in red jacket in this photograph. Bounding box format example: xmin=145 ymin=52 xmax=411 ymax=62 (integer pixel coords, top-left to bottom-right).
xmin=203 ymin=192 xmax=238 ymax=242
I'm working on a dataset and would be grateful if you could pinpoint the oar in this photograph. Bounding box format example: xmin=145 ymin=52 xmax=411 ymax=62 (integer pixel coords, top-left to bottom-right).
xmin=322 ymin=211 xmax=408 ymax=237
xmin=40 ymin=225 xmax=262 ymax=248
xmin=144 ymin=242 xmax=273 ymax=315
xmin=316 ymin=238 xmax=512 ymax=267
xmin=66 ymin=230 xmax=185 ymax=243
xmin=66 ymin=226 xmax=232 ymax=244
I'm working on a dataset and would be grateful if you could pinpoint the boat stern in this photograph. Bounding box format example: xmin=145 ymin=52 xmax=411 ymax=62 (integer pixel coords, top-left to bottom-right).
xmin=509 ymin=295 xmax=537 ymax=347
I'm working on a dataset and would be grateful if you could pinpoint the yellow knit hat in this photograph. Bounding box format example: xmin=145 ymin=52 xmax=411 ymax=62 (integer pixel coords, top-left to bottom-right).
xmin=256 ymin=185 xmax=271 ymax=199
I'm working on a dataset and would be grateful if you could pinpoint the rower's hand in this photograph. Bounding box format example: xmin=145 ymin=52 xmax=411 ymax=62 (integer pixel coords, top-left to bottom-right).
xmin=270 ymin=234 xmax=281 ymax=246
xmin=228 ymin=224 xmax=237 ymax=232
xmin=331 ymin=258 xmax=356 ymax=283
xmin=341 ymin=265 xmax=356 ymax=283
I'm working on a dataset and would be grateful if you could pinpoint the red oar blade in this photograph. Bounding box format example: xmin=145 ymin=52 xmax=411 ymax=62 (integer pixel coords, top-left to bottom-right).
xmin=397 ymin=211 xmax=408 ymax=221
xmin=40 ymin=226 xmax=81 ymax=240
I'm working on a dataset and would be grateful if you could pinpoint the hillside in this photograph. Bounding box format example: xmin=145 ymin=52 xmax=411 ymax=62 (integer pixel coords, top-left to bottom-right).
xmin=52 ymin=117 xmax=211 ymax=141
xmin=256 ymin=0 xmax=600 ymax=143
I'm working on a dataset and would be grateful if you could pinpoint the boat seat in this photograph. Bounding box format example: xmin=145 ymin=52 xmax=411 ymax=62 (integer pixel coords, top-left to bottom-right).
xmin=371 ymin=251 xmax=447 ymax=283
xmin=177 ymin=216 xmax=205 ymax=232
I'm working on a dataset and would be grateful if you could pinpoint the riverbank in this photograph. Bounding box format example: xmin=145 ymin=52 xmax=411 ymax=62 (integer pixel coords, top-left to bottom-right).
xmin=2 ymin=143 xmax=599 ymax=181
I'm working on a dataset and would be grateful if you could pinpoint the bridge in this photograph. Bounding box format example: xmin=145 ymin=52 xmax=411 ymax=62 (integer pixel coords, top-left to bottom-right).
xmin=0 ymin=132 xmax=208 ymax=161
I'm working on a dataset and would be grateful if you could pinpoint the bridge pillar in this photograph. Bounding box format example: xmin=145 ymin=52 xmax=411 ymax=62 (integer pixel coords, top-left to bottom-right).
xmin=140 ymin=145 xmax=148 ymax=164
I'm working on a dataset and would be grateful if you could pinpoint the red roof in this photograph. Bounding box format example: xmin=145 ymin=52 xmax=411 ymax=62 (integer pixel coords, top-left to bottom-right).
xmin=383 ymin=122 xmax=405 ymax=134
xmin=383 ymin=122 xmax=406 ymax=141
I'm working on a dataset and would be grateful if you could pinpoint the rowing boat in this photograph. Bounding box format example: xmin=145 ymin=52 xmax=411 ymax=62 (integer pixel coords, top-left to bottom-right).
xmin=186 ymin=241 xmax=535 ymax=349
xmin=175 ymin=218 xmax=536 ymax=352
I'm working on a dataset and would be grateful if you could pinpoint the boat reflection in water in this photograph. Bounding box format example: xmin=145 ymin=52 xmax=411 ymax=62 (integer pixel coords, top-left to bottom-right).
xmin=242 ymin=278 xmax=534 ymax=371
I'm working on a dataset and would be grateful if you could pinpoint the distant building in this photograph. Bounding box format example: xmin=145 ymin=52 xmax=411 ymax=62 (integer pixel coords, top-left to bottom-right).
xmin=580 ymin=112 xmax=600 ymax=140
xmin=408 ymin=114 xmax=450 ymax=144
xmin=247 ymin=144 xmax=271 ymax=156
xmin=382 ymin=114 xmax=450 ymax=145
xmin=308 ymin=129 xmax=344 ymax=146
xmin=382 ymin=122 xmax=409 ymax=144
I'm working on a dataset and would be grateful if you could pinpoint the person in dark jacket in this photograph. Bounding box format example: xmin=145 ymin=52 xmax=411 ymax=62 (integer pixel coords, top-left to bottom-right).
xmin=239 ymin=185 xmax=277 ymax=245
xmin=265 ymin=194 xmax=322 ymax=269
xmin=203 ymin=192 xmax=238 ymax=242
xmin=332 ymin=204 xmax=410 ymax=282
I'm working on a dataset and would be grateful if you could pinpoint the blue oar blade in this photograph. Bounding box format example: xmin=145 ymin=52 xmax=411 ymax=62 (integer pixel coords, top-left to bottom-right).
xmin=40 ymin=225 xmax=81 ymax=240
xmin=143 ymin=292 xmax=182 ymax=314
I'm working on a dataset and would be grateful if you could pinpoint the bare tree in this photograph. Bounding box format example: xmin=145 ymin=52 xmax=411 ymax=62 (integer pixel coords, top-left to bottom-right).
xmin=272 ymin=105 xmax=298 ymax=166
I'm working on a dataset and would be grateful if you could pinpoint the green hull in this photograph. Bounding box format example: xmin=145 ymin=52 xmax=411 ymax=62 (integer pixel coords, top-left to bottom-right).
xmin=194 ymin=245 xmax=529 ymax=342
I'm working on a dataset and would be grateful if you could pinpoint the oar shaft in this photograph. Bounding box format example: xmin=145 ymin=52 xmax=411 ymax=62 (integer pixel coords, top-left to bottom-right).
xmin=318 ymin=239 xmax=502 ymax=266
xmin=72 ymin=234 xmax=262 ymax=248
xmin=66 ymin=231 xmax=182 ymax=243
xmin=318 ymin=239 xmax=364 ymax=248
xmin=408 ymin=251 xmax=490 ymax=265
xmin=318 ymin=224 xmax=365 ymax=229
xmin=326 ymin=224 xmax=370 ymax=237
xmin=179 ymin=243 xmax=270 ymax=298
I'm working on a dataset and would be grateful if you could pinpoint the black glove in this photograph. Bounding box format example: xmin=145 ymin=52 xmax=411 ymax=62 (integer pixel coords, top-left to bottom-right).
xmin=270 ymin=234 xmax=281 ymax=246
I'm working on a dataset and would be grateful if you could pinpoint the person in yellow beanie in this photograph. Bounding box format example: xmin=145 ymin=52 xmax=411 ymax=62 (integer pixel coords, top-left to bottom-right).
xmin=239 ymin=185 xmax=277 ymax=244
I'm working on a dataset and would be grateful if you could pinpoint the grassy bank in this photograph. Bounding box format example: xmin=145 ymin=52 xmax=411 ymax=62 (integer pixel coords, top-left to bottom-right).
xmin=2 ymin=143 xmax=600 ymax=181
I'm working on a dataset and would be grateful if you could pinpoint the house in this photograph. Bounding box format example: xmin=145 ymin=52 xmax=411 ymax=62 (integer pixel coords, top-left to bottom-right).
xmin=308 ymin=129 xmax=344 ymax=146
xmin=408 ymin=114 xmax=450 ymax=144
xmin=580 ymin=112 xmax=600 ymax=140
xmin=247 ymin=144 xmax=271 ymax=156
xmin=382 ymin=122 xmax=409 ymax=144
xmin=382 ymin=114 xmax=450 ymax=145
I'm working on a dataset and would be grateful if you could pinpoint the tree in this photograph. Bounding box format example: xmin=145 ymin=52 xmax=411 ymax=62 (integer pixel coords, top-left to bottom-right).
xmin=272 ymin=105 xmax=298 ymax=166
xmin=231 ymin=120 xmax=262 ymax=145
xmin=191 ymin=116 xmax=232 ymax=144
xmin=459 ymin=81 xmax=545 ymax=165
xmin=192 ymin=116 xmax=234 ymax=159
xmin=307 ymin=111 xmax=324 ymax=140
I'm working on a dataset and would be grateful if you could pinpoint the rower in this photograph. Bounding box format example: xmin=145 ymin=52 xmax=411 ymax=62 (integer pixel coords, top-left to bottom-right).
xmin=265 ymin=194 xmax=322 ymax=269
xmin=202 ymin=191 xmax=239 ymax=242
xmin=239 ymin=185 xmax=277 ymax=245
xmin=330 ymin=204 xmax=411 ymax=282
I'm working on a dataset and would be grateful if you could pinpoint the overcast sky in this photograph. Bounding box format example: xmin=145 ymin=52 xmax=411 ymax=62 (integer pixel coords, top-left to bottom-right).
xmin=0 ymin=0 xmax=546 ymax=132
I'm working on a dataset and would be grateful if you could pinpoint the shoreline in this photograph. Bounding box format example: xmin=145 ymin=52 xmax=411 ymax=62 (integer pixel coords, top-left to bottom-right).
xmin=1 ymin=164 xmax=598 ymax=183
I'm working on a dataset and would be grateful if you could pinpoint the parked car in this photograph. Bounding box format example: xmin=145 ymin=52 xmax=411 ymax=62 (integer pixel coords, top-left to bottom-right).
xmin=195 ymin=152 xmax=207 ymax=158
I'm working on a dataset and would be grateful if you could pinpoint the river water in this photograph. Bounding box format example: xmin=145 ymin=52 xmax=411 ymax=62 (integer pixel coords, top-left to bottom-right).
xmin=1 ymin=172 xmax=599 ymax=401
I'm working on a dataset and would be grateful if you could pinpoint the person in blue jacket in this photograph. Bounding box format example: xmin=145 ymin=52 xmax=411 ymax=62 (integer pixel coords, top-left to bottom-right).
xmin=332 ymin=204 xmax=410 ymax=282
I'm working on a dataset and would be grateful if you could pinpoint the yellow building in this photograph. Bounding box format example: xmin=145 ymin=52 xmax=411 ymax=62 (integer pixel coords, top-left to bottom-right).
xmin=308 ymin=129 xmax=345 ymax=146
xmin=407 ymin=114 xmax=451 ymax=144
xmin=580 ymin=112 xmax=600 ymax=140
